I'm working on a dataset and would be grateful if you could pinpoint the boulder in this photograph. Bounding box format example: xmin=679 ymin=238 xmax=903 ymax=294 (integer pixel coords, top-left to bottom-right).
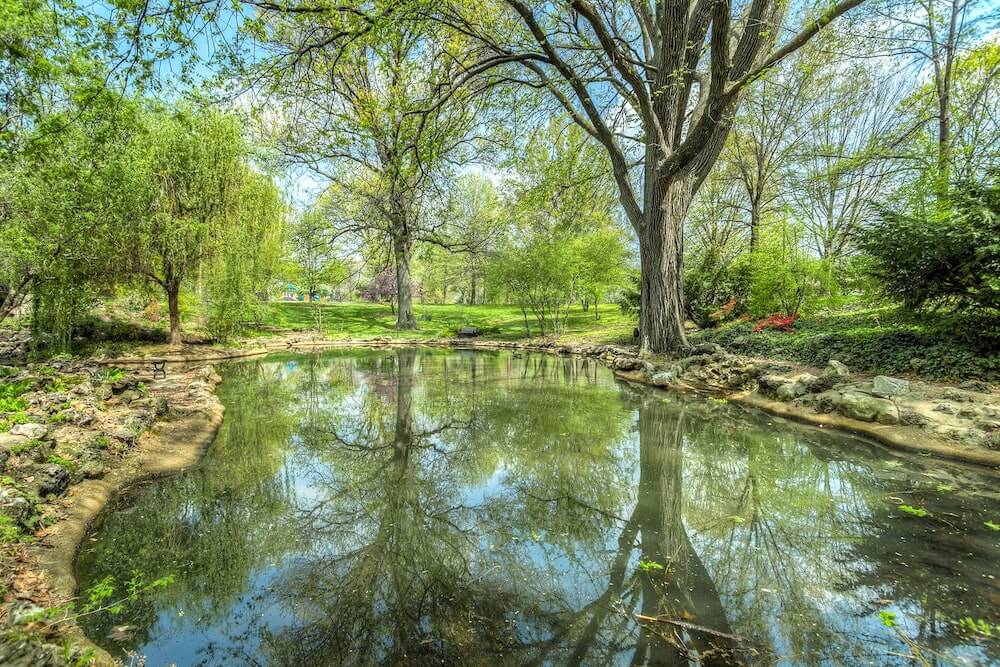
xmin=757 ymin=375 xmax=787 ymax=394
xmin=10 ymin=423 xmax=47 ymax=440
xmin=0 ymin=448 xmax=7 ymax=471
xmin=933 ymin=402 xmax=955 ymax=414
xmin=33 ymin=463 xmax=70 ymax=496
xmin=650 ymin=369 xmax=680 ymax=387
xmin=814 ymin=390 xmax=841 ymax=413
xmin=959 ymin=379 xmax=990 ymax=393
xmin=689 ymin=342 xmax=723 ymax=356
xmin=900 ymin=409 xmax=929 ymax=427
xmin=94 ymin=384 xmax=112 ymax=401
xmin=796 ymin=373 xmax=820 ymax=392
xmin=775 ymin=382 xmax=807 ymax=401
xmin=835 ymin=391 xmax=899 ymax=424
xmin=872 ymin=376 xmax=910 ymax=398
xmin=822 ymin=359 xmax=850 ymax=383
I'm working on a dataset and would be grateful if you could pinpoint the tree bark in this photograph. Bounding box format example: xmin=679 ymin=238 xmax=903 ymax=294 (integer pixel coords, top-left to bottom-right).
xmin=393 ymin=236 xmax=417 ymax=330
xmin=166 ymin=279 xmax=182 ymax=347
xmin=470 ymin=269 xmax=477 ymax=305
xmin=636 ymin=179 xmax=691 ymax=355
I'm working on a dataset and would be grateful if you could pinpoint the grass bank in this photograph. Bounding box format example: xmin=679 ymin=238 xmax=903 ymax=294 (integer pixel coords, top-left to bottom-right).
xmin=260 ymin=301 xmax=636 ymax=344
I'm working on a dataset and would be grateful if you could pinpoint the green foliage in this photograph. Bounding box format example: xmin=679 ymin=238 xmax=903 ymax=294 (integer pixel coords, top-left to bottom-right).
xmin=747 ymin=218 xmax=836 ymax=317
xmin=46 ymin=454 xmax=77 ymax=471
xmin=898 ymin=504 xmax=929 ymax=518
xmin=95 ymin=367 xmax=126 ymax=384
xmin=858 ymin=176 xmax=999 ymax=312
xmin=684 ymin=248 xmax=751 ymax=327
xmin=0 ymin=515 xmax=20 ymax=544
xmin=11 ymin=439 xmax=44 ymax=454
xmin=205 ymin=168 xmax=286 ymax=340
xmin=692 ymin=306 xmax=999 ymax=380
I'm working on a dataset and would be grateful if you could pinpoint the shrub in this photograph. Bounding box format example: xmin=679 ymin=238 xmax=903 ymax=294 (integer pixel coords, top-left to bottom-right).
xmin=858 ymin=176 xmax=999 ymax=312
xmin=747 ymin=219 xmax=836 ymax=318
xmin=691 ymin=306 xmax=1000 ymax=380
xmin=684 ymin=249 xmax=751 ymax=328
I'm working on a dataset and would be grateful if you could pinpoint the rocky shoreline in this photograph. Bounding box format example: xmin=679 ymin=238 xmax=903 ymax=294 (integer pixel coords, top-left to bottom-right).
xmin=0 ymin=360 xmax=223 ymax=666
xmin=1 ymin=333 xmax=997 ymax=665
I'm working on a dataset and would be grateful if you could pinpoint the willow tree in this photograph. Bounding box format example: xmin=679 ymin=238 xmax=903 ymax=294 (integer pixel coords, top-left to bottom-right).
xmin=435 ymin=0 xmax=867 ymax=352
xmin=122 ymin=107 xmax=250 ymax=346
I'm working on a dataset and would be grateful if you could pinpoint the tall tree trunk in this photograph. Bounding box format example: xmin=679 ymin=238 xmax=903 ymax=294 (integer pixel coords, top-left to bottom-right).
xmin=749 ymin=196 xmax=761 ymax=251
xmin=393 ymin=236 xmax=417 ymax=330
xmin=166 ymin=279 xmax=182 ymax=347
xmin=637 ymin=179 xmax=691 ymax=355
xmin=470 ymin=269 xmax=477 ymax=305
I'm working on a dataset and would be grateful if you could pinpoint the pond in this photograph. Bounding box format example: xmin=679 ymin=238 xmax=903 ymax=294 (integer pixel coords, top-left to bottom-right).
xmin=76 ymin=348 xmax=1000 ymax=666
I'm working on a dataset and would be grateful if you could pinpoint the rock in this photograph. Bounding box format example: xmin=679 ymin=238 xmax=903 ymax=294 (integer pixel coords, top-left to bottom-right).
xmin=942 ymin=388 xmax=967 ymax=402
xmin=0 ymin=489 xmax=34 ymax=526
xmin=933 ymin=403 xmax=955 ymax=414
xmin=10 ymin=423 xmax=47 ymax=440
xmin=611 ymin=357 xmax=644 ymax=372
xmin=131 ymin=396 xmax=168 ymax=415
xmin=71 ymin=407 xmax=97 ymax=426
xmin=0 ymin=448 xmax=7 ymax=471
xmin=959 ymin=379 xmax=990 ymax=392
xmin=835 ymin=391 xmax=899 ymax=424
xmin=900 ymin=409 xmax=929 ymax=427
xmin=757 ymin=375 xmax=787 ymax=394
xmin=33 ymin=463 xmax=70 ymax=496
xmin=871 ymin=376 xmax=910 ymax=397
xmin=823 ymin=359 xmax=850 ymax=381
xmin=775 ymin=382 xmax=806 ymax=401
xmin=94 ymin=384 xmax=112 ymax=401
xmin=110 ymin=426 xmax=137 ymax=445
xmin=976 ymin=418 xmax=1000 ymax=432
xmin=119 ymin=389 xmax=140 ymax=403
xmin=650 ymin=369 xmax=680 ymax=387
xmin=689 ymin=343 xmax=723 ymax=356
xmin=796 ymin=373 xmax=820 ymax=392
xmin=0 ymin=635 xmax=61 ymax=667
xmin=957 ymin=406 xmax=980 ymax=419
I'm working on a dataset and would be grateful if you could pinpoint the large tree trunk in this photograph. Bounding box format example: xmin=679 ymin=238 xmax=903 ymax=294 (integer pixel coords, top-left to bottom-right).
xmin=637 ymin=179 xmax=691 ymax=355
xmin=393 ymin=236 xmax=417 ymax=330
xmin=166 ymin=279 xmax=182 ymax=347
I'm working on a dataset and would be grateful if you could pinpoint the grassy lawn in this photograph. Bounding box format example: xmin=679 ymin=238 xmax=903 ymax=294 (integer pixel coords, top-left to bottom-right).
xmin=262 ymin=301 xmax=637 ymax=344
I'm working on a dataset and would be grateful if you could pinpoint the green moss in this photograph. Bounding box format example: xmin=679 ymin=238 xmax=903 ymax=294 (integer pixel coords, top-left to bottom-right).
xmin=11 ymin=439 xmax=44 ymax=455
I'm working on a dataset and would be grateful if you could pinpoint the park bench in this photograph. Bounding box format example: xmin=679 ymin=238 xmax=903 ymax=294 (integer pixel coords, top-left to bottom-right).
xmin=456 ymin=327 xmax=480 ymax=338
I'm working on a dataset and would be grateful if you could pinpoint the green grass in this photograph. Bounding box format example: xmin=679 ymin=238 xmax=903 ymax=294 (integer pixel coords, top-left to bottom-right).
xmin=262 ymin=301 xmax=636 ymax=344
xmin=691 ymin=305 xmax=999 ymax=380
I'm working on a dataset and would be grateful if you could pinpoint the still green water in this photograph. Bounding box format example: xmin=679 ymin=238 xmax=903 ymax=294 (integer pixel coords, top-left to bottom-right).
xmin=76 ymin=348 xmax=1000 ymax=666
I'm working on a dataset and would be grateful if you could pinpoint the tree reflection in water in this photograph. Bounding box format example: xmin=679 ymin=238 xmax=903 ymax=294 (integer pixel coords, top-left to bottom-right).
xmin=77 ymin=349 xmax=1000 ymax=666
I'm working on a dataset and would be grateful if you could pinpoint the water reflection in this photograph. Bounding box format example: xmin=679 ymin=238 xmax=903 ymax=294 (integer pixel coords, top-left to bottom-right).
xmin=77 ymin=349 xmax=1000 ymax=666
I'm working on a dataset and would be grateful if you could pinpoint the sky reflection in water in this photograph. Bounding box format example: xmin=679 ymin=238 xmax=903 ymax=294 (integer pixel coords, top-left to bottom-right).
xmin=77 ymin=349 xmax=1000 ymax=666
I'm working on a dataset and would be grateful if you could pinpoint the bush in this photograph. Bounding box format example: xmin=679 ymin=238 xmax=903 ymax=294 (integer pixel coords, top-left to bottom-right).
xmin=746 ymin=219 xmax=836 ymax=317
xmin=858 ymin=176 xmax=1000 ymax=312
xmin=691 ymin=306 xmax=1000 ymax=380
xmin=684 ymin=250 xmax=751 ymax=328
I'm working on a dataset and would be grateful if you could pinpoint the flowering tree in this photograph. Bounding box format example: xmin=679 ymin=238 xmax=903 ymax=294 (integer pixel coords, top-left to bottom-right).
xmin=361 ymin=268 xmax=399 ymax=311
